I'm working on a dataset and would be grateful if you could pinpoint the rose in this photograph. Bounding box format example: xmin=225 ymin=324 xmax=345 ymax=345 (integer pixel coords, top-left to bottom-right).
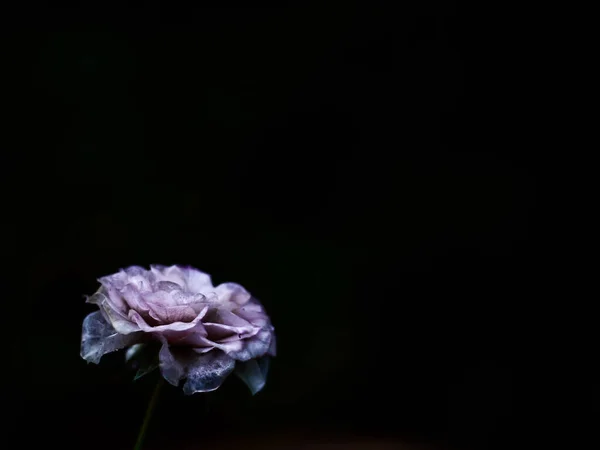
xmin=81 ymin=265 xmax=275 ymax=394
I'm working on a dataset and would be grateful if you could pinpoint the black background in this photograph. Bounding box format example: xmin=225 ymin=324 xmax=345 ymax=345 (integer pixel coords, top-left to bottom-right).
xmin=2 ymin=3 xmax=554 ymax=450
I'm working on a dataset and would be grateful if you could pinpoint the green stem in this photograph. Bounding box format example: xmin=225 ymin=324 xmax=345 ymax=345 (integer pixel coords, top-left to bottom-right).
xmin=133 ymin=377 xmax=164 ymax=450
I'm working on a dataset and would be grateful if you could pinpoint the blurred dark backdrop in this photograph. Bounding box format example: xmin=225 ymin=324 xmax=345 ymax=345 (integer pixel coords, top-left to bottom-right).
xmin=2 ymin=3 xmax=549 ymax=450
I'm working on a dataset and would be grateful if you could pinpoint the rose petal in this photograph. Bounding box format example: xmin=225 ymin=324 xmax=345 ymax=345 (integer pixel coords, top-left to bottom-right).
xmin=87 ymin=288 xmax=126 ymax=315
xmin=125 ymin=275 xmax=154 ymax=292
xmin=191 ymin=347 xmax=213 ymax=354
xmin=232 ymin=301 xmax=270 ymax=328
xmin=182 ymin=267 xmax=213 ymax=292
xmin=189 ymin=301 xmax=211 ymax=314
xmin=98 ymin=271 xmax=129 ymax=291
xmin=123 ymin=266 xmax=147 ymax=277
xmin=213 ymin=282 xmax=252 ymax=306
xmin=183 ymin=350 xmax=236 ymax=395
xmin=81 ymin=311 xmax=144 ymax=364
xmin=128 ymin=305 xmax=208 ymax=333
xmin=142 ymin=289 xmax=179 ymax=308
xmin=158 ymin=340 xmax=236 ymax=393
xmin=88 ymin=291 xmax=141 ymax=334
xmin=150 ymin=265 xmax=186 ymax=286
xmin=147 ymin=304 xmax=198 ymax=323
xmin=204 ymin=322 xmax=259 ymax=342
xmin=191 ymin=337 xmax=245 ymax=354
xmin=102 ymin=303 xmax=141 ymax=334
xmin=158 ymin=337 xmax=186 ymax=386
xmin=161 ymin=322 xmax=208 ymax=345
xmin=234 ymin=357 xmax=270 ymax=395
xmin=152 ymin=279 xmax=208 ymax=307
xmin=120 ymin=284 xmax=151 ymax=313
xmin=169 ymin=289 xmax=206 ymax=306
xmin=203 ymin=309 xmax=257 ymax=336
xmin=86 ymin=284 xmax=128 ymax=314
xmin=226 ymin=328 xmax=273 ymax=362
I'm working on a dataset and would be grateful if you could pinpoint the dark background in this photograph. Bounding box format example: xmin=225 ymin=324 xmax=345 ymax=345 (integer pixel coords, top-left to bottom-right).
xmin=2 ymin=3 xmax=552 ymax=450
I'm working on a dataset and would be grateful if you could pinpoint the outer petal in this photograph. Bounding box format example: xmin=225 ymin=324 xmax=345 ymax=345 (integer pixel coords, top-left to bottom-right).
xmin=87 ymin=288 xmax=126 ymax=315
xmin=183 ymin=350 xmax=236 ymax=395
xmin=81 ymin=311 xmax=144 ymax=364
xmin=204 ymin=322 xmax=259 ymax=342
xmin=203 ymin=309 xmax=258 ymax=337
xmin=214 ymin=282 xmax=252 ymax=306
xmin=225 ymin=328 xmax=274 ymax=362
xmin=88 ymin=291 xmax=141 ymax=334
xmin=181 ymin=267 xmax=213 ymax=292
xmin=232 ymin=299 xmax=270 ymax=327
xmin=158 ymin=340 xmax=236 ymax=394
xmin=122 ymin=266 xmax=156 ymax=288
xmin=234 ymin=356 xmax=270 ymax=395
xmin=91 ymin=285 xmax=128 ymax=314
xmin=98 ymin=271 xmax=129 ymax=291
xmin=190 ymin=336 xmax=245 ymax=354
xmin=158 ymin=337 xmax=186 ymax=386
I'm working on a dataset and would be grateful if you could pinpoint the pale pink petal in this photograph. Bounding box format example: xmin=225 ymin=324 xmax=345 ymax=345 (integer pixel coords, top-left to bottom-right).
xmin=151 ymin=278 xmax=208 ymax=307
xmin=204 ymin=322 xmax=259 ymax=342
xmin=232 ymin=301 xmax=270 ymax=327
xmin=146 ymin=304 xmax=198 ymax=323
xmin=225 ymin=328 xmax=273 ymax=362
xmin=102 ymin=286 xmax=128 ymax=313
xmin=182 ymin=267 xmax=213 ymax=292
xmin=150 ymin=265 xmax=186 ymax=286
xmin=160 ymin=322 xmax=208 ymax=345
xmin=189 ymin=301 xmax=213 ymax=314
xmin=120 ymin=284 xmax=150 ymax=312
xmin=203 ymin=309 xmax=256 ymax=334
xmin=191 ymin=336 xmax=245 ymax=354
xmin=98 ymin=271 xmax=129 ymax=291
xmin=157 ymin=282 xmax=207 ymax=306
xmin=127 ymin=277 xmax=154 ymax=292
xmin=123 ymin=266 xmax=147 ymax=277
xmin=86 ymin=288 xmax=126 ymax=314
xmin=128 ymin=305 xmax=208 ymax=333
xmin=87 ymin=291 xmax=140 ymax=334
xmin=101 ymin=301 xmax=141 ymax=334
xmin=142 ymin=289 xmax=179 ymax=307
xmin=155 ymin=281 xmax=182 ymax=292
xmin=213 ymin=282 xmax=252 ymax=306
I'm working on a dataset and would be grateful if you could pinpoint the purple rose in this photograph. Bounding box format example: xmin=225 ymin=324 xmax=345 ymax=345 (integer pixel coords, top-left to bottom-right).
xmin=81 ymin=265 xmax=276 ymax=394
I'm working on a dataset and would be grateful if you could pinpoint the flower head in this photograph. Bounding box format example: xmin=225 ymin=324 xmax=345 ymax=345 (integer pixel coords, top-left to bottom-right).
xmin=81 ymin=265 xmax=275 ymax=394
